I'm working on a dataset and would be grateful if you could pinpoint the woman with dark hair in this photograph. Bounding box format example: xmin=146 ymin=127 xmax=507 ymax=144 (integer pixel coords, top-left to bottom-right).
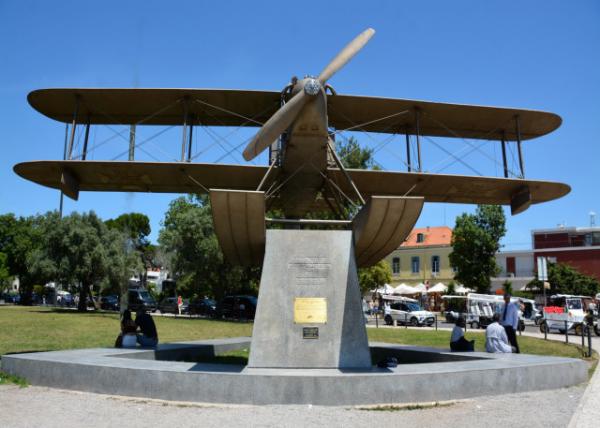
xmin=450 ymin=316 xmax=475 ymax=352
xmin=115 ymin=309 xmax=138 ymax=348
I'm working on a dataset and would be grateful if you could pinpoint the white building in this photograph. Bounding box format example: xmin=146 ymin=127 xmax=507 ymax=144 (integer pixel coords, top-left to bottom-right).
xmin=491 ymin=250 xmax=535 ymax=292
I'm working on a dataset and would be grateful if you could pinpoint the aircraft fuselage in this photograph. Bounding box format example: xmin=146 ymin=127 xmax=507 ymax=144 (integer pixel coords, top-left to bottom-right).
xmin=278 ymin=78 xmax=329 ymax=217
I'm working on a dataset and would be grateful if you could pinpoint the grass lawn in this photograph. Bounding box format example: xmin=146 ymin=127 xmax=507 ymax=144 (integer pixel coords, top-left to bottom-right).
xmin=0 ymin=305 xmax=596 ymax=384
xmin=0 ymin=305 xmax=252 ymax=357
xmin=368 ymin=327 xmax=590 ymax=360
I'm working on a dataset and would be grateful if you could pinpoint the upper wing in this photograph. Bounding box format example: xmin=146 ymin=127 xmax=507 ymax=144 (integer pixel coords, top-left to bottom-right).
xmin=28 ymin=89 xmax=281 ymax=126
xmin=328 ymin=94 xmax=561 ymax=141
xmin=28 ymin=89 xmax=560 ymax=141
xmin=13 ymin=160 xmax=269 ymax=197
xmin=330 ymin=168 xmax=570 ymax=214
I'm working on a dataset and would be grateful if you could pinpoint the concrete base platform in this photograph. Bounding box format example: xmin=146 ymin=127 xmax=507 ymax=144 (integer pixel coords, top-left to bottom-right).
xmin=1 ymin=338 xmax=588 ymax=406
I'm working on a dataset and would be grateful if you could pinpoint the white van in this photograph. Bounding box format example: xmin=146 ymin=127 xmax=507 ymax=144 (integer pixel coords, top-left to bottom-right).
xmin=540 ymin=294 xmax=589 ymax=335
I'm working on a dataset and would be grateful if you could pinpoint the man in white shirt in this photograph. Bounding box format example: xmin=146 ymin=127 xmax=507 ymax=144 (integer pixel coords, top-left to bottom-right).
xmin=486 ymin=313 xmax=513 ymax=353
xmin=501 ymin=294 xmax=520 ymax=353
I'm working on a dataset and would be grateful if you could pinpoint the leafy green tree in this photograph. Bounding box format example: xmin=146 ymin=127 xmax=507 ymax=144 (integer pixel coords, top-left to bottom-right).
xmin=446 ymin=281 xmax=456 ymax=295
xmin=105 ymin=212 xmax=154 ymax=286
xmin=102 ymin=227 xmax=143 ymax=309
xmin=527 ymin=263 xmax=599 ymax=297
xmin=503 ymin=280 xmax=513 ymax=296
xmin=449 ymin=205 xmax=506 ymax=294
xmin=358 ymin=260 xmax=392 ymax=295
xmin=105 ymin=213 xmax=150 ymax=248
xmin=0 ymin=213 xmax=56 ymax=304
xmin=336 ymin=136 xmax=378 ymax=170
xmin=44 ymin=212 xmax=118 ymax=311
xmin=158 ymin=196 xmax=258 ymax=300
xmin=0 ymin=252 xmax=10 ymax=292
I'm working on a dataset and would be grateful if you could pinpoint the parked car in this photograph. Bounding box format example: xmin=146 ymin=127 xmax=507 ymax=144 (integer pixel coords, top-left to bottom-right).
xmin=100 ymin=295 xmax=120 ymax=311
xmin=158 ymin=297 xmax=189 ymax=314
xmin=188 ymin=297 xmax=217 ymax=317
xmin=1 ymin=293 xmax=20 ymax=304
xmin=217 ymin=295 xmax=257 ymax=320
xmin=384 ymin=298 xmax=435 ymax=326
xmin=127 ymin=288 xmax=157 ymax=312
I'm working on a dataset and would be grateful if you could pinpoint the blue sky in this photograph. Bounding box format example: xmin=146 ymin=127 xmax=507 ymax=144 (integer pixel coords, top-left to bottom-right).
xmin=1 ymin=0 xmax=599 ymax=250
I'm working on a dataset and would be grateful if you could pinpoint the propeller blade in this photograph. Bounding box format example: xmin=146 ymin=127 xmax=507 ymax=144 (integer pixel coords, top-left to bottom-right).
xmin=318 ymin=28 xmax=375 ymax=84
xmin=242 ymin=90 xmax=309 ymax=161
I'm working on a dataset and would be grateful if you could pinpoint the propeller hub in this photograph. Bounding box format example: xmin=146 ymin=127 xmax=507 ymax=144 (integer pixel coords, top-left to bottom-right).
xmin=303 ymin=78 xmax=321 ymax=96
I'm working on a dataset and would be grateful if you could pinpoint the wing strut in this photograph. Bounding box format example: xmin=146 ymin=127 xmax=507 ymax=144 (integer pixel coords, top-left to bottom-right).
xmin=326 ymin=139 xmax=365 ymax=205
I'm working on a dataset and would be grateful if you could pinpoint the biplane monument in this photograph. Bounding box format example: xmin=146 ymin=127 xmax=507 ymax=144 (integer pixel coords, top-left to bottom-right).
xmin=5 ymin=28 xmax=585 ymax=404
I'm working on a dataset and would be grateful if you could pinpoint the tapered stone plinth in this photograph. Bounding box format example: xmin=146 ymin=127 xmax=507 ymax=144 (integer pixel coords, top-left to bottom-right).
xmin=248 ymin=229 xmax=371 ymax=368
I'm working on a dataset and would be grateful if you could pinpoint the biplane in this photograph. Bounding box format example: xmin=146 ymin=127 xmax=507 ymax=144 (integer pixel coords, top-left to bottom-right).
xmin=14 ymin=28 xmax=569 ymax=267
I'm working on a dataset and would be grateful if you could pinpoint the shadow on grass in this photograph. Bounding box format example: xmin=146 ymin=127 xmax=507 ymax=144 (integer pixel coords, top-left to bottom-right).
xmin=2 ymin=350 xmax=53 ymax=356
xmin=156 ymin=315 xmax=254 ymax=325
xmin=28 ymin=308 xmax=119 ymax=318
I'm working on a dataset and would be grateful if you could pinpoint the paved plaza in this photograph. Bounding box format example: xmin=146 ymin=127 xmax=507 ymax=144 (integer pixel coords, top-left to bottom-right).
xmin=0 ymin=383 xmax=585 ymax=428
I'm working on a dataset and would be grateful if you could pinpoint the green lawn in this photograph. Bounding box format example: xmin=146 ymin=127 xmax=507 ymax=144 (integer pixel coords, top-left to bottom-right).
xmin=0 ymin=306 xmax=596 ymax=385
xmin=368 ymin=327 xmax=590 ymax=360
xmin=0 ymin=305 xmax=252 ymax=357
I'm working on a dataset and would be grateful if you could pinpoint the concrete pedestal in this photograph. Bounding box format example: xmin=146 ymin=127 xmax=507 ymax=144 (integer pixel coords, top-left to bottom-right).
xmin=248 ymin=229 xmax=371 ymax=368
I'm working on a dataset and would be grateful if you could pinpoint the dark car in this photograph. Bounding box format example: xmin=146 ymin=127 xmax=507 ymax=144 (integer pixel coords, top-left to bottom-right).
xmin=100 ymin=295 xmax=120 ymax=311
xmin=158 ymin=297 xmax=189 ymax=314
xmin=189 ymin=298 xmax=217 ymax=317
xmin=217 ymin=295 xmax=257 ymax=320
xmin=127 ymin=288 xmax=157 ymax=312
xmin=1 ymin=293 xmax=19 ymax=304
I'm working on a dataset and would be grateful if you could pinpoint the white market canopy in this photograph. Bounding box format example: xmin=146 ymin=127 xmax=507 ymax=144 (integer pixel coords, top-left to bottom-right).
xmin=455 ymin=285 xmax=473 ymax=294
xmin=393 ymin=284 xmax=419 ymax=295
xmin=427 ymin=282 xmax=447 ymax=293
xmin=413 ymin=283 xmax=427 ymax=293
xmin=372 ymin=283 xmax=395 ymax=295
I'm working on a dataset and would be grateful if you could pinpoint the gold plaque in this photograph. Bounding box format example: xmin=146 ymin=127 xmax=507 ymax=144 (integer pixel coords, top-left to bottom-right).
xmin=294 ymin=297 xmax=327 ymax=324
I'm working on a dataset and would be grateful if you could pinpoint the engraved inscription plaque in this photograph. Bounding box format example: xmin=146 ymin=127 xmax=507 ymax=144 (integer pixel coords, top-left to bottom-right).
xmin=288 ymin=257 xmax=331 ymax=287
xmin=302 ymin=327 xmax=319 ymax=339
xmin=294 ymin=297 xmax=327 ymax=324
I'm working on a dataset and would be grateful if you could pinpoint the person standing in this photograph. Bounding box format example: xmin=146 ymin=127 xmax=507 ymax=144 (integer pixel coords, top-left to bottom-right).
xmin=177 ymin=295 xmax=183 ymax=316
xmin=501 ymin=294 xmax=520 ymax=353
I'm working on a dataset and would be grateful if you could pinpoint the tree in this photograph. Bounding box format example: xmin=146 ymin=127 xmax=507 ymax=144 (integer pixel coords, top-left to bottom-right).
xmin=44 ymin=212 xmax=119 ymax=311
xmin=158 ymin=196 xmax=258 ymax=300
xmin=528 ymin=263 xmax=599 ymax=297
xmin=105 ymin=212 xmax=154 ymax=285
xmin=336 ymin=136 xmax=378 ymax=170
xmin=0 ymin=213 xmax=56 ymax=304
xmin=446 ymin=281 xmax=456 ymax=295
xmin=503 ymin=280 xmax=513 ymax=296
xmin=449 ymin=205 xmax=506 ymax=294
xmin=0 ymin=252 xmax=10 ymax=292
xmin=357 ymin=260 xmax=391 ymax=295
xmin=102 ymin=227 xmax=143 ymax=311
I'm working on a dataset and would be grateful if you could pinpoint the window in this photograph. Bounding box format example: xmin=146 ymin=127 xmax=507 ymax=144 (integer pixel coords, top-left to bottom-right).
xmin=392 ymin=257 xmax=400 ymax=274
xmin=411 ymin=256 xmax=420 ymax=273
xmin=416 ymin=233 xmax=424 ymax=243
xmin=431 ymin=255 xmax=440 ymax=274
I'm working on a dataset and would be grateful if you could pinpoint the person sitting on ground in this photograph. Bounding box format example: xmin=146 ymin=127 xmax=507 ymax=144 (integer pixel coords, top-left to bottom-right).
xmin=486 ymin=313 xmax=513 ymax=353
xmin=135 ymin=308 xmax=159 ymax=347
xmin=450 ymin=316 xmax=475 ymax=352
xmin=115 ymin=309 xmax=138 ymax=348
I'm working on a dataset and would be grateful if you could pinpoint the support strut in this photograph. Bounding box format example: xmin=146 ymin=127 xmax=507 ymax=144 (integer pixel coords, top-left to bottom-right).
xmin=501 ymin=130 xmax=508 ymax=178
xmin=515 ymin=115 xmax=525 ymax=178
